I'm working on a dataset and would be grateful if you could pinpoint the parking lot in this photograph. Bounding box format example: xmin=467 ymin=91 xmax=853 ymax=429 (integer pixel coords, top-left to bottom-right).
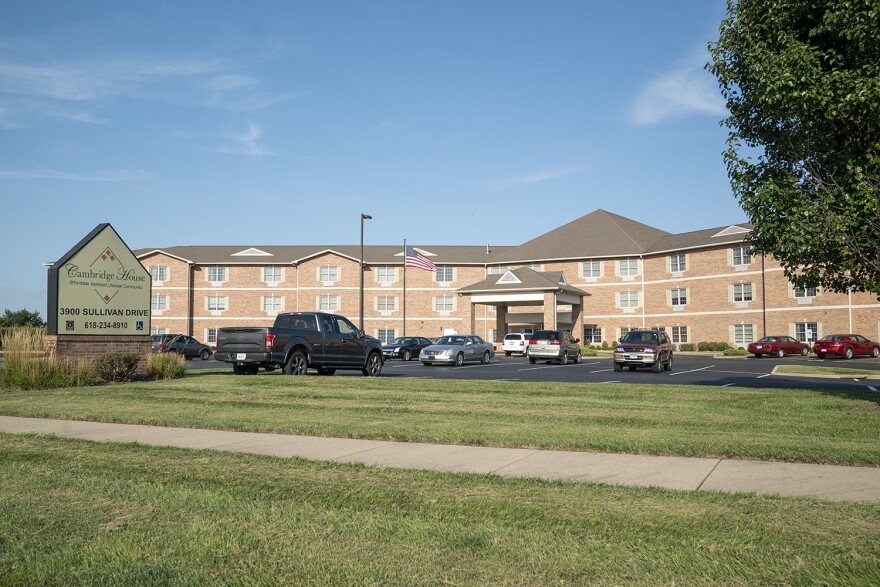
xmin=194 ymin=353 xmax=880 ymax=393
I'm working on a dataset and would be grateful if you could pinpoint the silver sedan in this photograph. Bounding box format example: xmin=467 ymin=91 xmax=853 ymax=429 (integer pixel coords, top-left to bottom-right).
xmin=419 ymin=335 xmax=495 ymax=366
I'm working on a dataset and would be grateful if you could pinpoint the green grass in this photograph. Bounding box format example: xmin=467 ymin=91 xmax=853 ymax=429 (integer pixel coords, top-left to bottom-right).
xmin=2 ymin=434 xmax=878 ymax=586
xmin=2 ymin=371 xmax=879 ymax=465
xmin=776 ymin=365 xmax=880 ymax=377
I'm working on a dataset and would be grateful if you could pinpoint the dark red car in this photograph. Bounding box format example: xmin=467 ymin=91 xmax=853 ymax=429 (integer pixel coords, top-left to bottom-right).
xmin=813 ymin=334 xmax=880 ymax=359
xmin=747 ymin=336 xmax=810 ymax=358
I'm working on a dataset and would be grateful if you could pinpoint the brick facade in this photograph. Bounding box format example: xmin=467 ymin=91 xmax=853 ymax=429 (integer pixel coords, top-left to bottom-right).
xmin=44 ymin=335 xmax=151 ymax=374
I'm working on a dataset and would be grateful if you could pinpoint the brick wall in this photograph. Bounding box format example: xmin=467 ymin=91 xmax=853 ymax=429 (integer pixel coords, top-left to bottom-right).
xmin=44 ymin=335 xmax=151 ymax=374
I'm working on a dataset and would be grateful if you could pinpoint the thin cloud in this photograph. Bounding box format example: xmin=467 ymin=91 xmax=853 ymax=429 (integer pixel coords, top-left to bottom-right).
xmin=0 ymin=169 xmax=150 ymax=181
xmin=491 ymin=166 xmax=580 ymax=191
xmin=219 ymin=121 xmax=273 ymax=157
xmin=630 ymin=59 xmax=726 ymax=125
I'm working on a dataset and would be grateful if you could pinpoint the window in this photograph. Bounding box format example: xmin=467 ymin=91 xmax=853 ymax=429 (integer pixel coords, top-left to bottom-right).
xmin=150 ymin=327 xmax=167 ymax=335
xmin=208 ymin=296 xmax=227 ymax=311
xmin=206 ymin=328 xmax=218 ymax=344
xmin=151 ymin=295 xmax=168 ymax=311
xmin=489 ymin=266 xmax=509 ymax=275
xmin=795 ymin=322 xmax=818 ymax=343
xmin=149 ymin=266 xmax=168 ymax=282
xmin=435 ymin=267 xmax=454 ymax=282
xmin=619 ymin=326 xmax=636 ymax=339
xmin=671 ymin=326 xmax=689 ymax=343
xmin=319 ymin=266 xmax=339 ymax=282
xmin=733 ymin=283 xmax=753 ymax=302
xmin=794 ymin=285 xmax=818 ymax=298
xmin=207 ymin=267 xmax=227 ymax=283
xmin=434 ymin=295 xmax=454 ymax=312
xmin=734 ymin=324 xmax=754 ymax=344
xmin=263 ymin=266 xmax=282 ymax=283
xmin=618 ymin=259 xmax=639 ymax=277
xmin=525 ymin=264 xmax=543 ymax=271
xmin=670 ymin=253 xmax=687 ymax=273
xmin=581 ymin=261 xmax=601 ymax=279
xmin=319 ymin=295 xmax=339 ymax=311
xmin=377 ymin=266 xmax=397 ymax=283
xmin=732 ymin=245 xmax=751 ymax=266
xmin=584 ymin=324 xmax=602 ymax=344
xmin=377 ymin=296 xmax=397 ymax=312
xmin=670 ymin=288 xmax=687 ymax=306
xmin=377 ymin=329 xmax=396 ymax=344
xmin=262 ymin=296 xmax=283 ymax=312
xmin=619 ymin=290 xmax=639 ymax=308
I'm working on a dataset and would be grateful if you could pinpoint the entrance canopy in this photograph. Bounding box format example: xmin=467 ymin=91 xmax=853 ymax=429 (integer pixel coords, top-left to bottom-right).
xmin=456 ymin=268 xmax=589 ymax=336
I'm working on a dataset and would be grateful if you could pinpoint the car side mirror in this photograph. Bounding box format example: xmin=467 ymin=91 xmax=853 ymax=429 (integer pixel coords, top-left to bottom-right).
xmin=574 ymin=338 xmax=580 ymax=343
xmin=358 ymin=329 xmax=365 ymax=338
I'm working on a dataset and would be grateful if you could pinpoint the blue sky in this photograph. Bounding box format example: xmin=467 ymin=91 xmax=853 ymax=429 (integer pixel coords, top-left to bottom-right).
xmin=0 ymin=1 xmax=744 ymax=316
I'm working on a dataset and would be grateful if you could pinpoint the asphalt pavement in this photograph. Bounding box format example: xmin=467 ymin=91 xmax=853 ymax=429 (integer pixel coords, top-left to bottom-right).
xmin=2 ymin=415 xmax=878 ymax=503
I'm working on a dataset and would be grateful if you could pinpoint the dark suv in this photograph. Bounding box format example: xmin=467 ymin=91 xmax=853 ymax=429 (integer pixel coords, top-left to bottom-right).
xmin=527 ymin=330 xmax=582 ymax=365
xmin=613 ymin=329 xmax=673 ymax=372
xmin=151 ymin=334 xmax=213 ymax=360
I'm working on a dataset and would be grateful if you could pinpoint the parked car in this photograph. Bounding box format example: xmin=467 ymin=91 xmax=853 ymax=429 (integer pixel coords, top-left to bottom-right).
xmin=527 ymin=330 xmax=582 ymax=365
xmin=382 ymin=336 xmax=434 ymax=361
xmin=813 ymin=334 xmax=880 ymax=359
xmin=420 ymin=335 xmax=495 ymax=366
xmin=502 ymin=333 xmax=531 ymax=356
xmin=151 ymin=334 xmax=213 ymax=360
xmin=747 ymin=336 xmax=810 ymax=358
xmin=613 ymin=329 xmax=673 ymax=372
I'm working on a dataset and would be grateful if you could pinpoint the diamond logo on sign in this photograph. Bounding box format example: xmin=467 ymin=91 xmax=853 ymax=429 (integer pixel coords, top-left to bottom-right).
xmin=91 ymin=247 xmax=124 ymax=305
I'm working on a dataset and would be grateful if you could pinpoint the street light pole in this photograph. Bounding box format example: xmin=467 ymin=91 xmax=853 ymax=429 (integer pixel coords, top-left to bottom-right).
xmin=359 ymin=213 xmax=372 ymax=330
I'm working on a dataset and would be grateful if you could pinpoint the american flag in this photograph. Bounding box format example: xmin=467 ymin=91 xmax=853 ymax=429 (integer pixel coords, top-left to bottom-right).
xmin=405 ymin=245 xmax=435 ymax=271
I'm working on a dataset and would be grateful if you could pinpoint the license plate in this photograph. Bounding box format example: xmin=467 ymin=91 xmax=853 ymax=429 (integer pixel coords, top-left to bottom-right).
xmin=818 ymin=348 xmax=826 ymax=353
xmin=236 ymin=353 xmax=246 ymax=360
xmin=755 ymin=345 xmax=763 ymax=349
xmin=628 ymin=354 xmax=639 ymax=360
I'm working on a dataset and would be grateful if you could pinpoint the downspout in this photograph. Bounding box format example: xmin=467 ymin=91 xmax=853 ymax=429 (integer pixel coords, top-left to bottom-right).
xmin=640 ymin=255 xmax=646 ymax=328
xmin=761 ymin=254 xmax=767 ymax=337
xmin=188 ymin=262 xmax=194 ymax=337
xmin=848 ymin=289 xmax=853 ymax=332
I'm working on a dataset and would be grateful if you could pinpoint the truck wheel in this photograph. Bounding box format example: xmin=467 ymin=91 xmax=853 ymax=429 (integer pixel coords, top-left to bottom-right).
xmin=613 ymin=362 xmax=623 ymax=372
xmin=362 ymin=351 xmax=382 ymax=376
xmin=284 ymin=351 xmax=308 ymax=375
xmin=664 ymin=353 xmax=673 ymax=371
xmin=651 ymin=358 xmax=662 ymax=373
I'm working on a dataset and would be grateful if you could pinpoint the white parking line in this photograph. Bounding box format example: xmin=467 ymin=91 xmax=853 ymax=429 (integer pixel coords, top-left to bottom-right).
xmin=668 ymin=365 xmax=715 ymax=376
xmin=721 ymin=383 xmax=736 ymax=387
xmin=602 ymin=380 xmax=622 ymax=384
xmin=868 ymin=386 xmax=878 ymax=392
xmin=590 ymin=368 xmax=614 ymax=374
xmin=757 ymin=374 xmax=771 ymax=379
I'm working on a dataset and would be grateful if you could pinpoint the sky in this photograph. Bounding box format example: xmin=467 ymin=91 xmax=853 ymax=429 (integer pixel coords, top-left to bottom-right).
xmin=0 ymin=0 xmax=746 ymax=316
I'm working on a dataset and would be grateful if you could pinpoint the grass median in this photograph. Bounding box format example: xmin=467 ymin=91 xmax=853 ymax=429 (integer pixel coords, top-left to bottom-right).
xmin=2 ymin=434 xmax=879 ymax=586
xmin=1 ymin=370 xmax=879 ymax=465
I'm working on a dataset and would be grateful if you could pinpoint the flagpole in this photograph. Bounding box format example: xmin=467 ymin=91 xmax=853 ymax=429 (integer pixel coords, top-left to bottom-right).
xmin=402 ymin=239 xmax=407 ymax=337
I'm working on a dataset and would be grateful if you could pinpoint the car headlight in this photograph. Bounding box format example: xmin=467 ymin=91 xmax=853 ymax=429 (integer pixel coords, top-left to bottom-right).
xmin=615 ymin=347 xmax=624 ymax=353
xmin=438 ymin=349 xmax=452 ymax=357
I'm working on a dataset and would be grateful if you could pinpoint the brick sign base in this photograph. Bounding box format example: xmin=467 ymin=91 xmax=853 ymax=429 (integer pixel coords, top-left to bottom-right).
xmin=44 ymin=335 xmax=151 ymax=375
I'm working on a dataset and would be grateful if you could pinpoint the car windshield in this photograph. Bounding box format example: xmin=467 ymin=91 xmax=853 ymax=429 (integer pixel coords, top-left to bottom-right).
xmin=819 ymin=335 xmax=844 ymax=342
xmin=757 ymin=337 xmax=777 ymax=342
xmin=623 ymin=332 xmax=659 ymax=344
xmin=436 ymin=336 xmax=466 ymax=346
xmin=389 ymin=338 xmax=410 ymax=345
xmin=531 ymin=331 xmax=558 ymax=340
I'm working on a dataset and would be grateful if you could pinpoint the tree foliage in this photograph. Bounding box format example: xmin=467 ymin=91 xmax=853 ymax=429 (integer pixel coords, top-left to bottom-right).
xmin=0 ymin=308 xmax=46 ymax=328
xmin=708 ymin=0 xmax=880 ymax=296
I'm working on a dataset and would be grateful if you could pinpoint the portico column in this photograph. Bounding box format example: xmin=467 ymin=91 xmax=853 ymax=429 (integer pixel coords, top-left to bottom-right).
xmin=543 ymin=291 xmax=557 ymax=330
xmin=495 ymin=306 xmax=507 ymax=342
xmin=571 ymin=296 xmax=584 ymax=341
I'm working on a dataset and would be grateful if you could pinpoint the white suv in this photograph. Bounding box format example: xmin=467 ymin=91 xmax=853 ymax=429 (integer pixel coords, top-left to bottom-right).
xmin=502 ymin=333 xmax=530 ymax=356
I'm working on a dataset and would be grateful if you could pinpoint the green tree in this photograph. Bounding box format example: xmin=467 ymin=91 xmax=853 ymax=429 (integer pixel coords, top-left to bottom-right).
xmin=708 ymin=0 xmax=880 ymax=296
xmin=0 ymin=308 xmax=46 ymax=328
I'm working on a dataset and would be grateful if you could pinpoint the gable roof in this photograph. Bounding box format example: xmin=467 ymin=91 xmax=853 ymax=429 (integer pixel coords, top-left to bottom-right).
xmin=498 ymin=209 xmax=670 ymax=263
xmin=456 ymin=268 xmax=588 ymax=296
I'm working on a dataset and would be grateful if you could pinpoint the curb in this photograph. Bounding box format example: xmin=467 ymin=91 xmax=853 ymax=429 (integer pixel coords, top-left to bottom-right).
xmin=770 ymin=366 xmax=880 ymax=380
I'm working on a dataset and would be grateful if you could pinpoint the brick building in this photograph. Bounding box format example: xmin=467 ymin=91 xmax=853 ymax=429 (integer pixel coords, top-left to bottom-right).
xmin=135 ymin=210 xmax=880 ymax=348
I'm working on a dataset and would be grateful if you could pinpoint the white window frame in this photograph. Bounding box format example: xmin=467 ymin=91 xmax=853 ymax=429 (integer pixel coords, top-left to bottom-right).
xmin=435 ymin=266 xmax=454 ymax=283
xmin=376 ymin=266 xmax=397 ymax=284
xmin=149 ymin=266 xmax=168 ymax=283
xmin=318 ymin=265 xmax=340 ymax=283
xmin=670 ymin=288 xmax=687 ymax=307
xmin=732 ymin=245 xmax=752 ymax=266
xmin=669 ymin=253 xmax=687 ymax=273
xmin=793 ymin=284 xmax=818 ymax=299
xmin=150 ymin=327 xmax=167 ymax=335
xmin=377 ymin=329 xmax=396 ymax=344
xmin=794 ymin=322 xmax=819 ymax=343
xmin=733 ymin=324 xmax=754 ymax=345
xmin=262 ymin=295 xmax=283 ymax=313
xmin=733 ymin=283 xmax=753 ymax=302
xmin=584 ymin=324 xmax=602 ymax=344
xmin=376 ymin=295 xmax=397 ymax=312
xmin=207 ymin=296 xmax=227 ymax=311
xmin=263 ymin=266 xmax=283 ymax=284
xmin=434 ymin=295 xmax=454 ymax=312
xmin=671 ymin=326 xmax=689 ymax=344
xmin=151 ymin=295 xmax=168 ymax=312
xmin=618 ymin=259 xmax=639 ymax=278
xmin=207 ymin=266 xmax=227 ymax=283
xmin=581 ymin=261 xmax=602 ymax=279
xmin=318 ymin=295 xmax=340 ymax=311
xmin=206 ymin=327 xmax=218 ymax=344
xmin=619 ymin=290 xmax=639 ymax=309
xmin=525 ymin=264 xmax=544 ymax=271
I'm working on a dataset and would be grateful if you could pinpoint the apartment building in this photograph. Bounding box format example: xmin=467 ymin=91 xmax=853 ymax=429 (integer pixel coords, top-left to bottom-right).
xmin=135 ymin=210 xmax=880 ymax=348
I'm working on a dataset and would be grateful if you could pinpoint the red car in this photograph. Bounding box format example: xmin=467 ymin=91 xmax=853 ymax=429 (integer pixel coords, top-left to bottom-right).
xmin=813 ymin=334 xmax=880 ymax=359
xmin=747 ymin=336 xmax=810 ymax=358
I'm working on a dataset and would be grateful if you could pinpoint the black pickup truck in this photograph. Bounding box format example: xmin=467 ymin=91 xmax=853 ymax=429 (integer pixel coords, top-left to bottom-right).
xmin=214 ymin=312 xmax=384 ymax=376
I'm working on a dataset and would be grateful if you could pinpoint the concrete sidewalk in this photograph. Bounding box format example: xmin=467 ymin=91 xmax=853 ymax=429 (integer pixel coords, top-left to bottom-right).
xmin=2 ymin=415 xmax=878 ymax=503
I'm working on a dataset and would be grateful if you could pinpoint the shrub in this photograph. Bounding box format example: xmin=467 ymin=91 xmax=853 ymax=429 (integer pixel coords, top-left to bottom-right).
xmin=146 ymin=352 xmax=187 ymax=380
xmin=723 ymin=347 xmax=748 ymax=356
xmin=582 ymin=347 xmax=598 ymax=357
xmin=94 ymin=353 xmax=141 ymax=383
xmin=601 ymin=341 xmax=609 ymax=350
xmin=697 ymin=342 xmax=712 ymax=352
xmin=0 ymin=328 xmax=96 ymax=390
xmin=679 ymin=343 xmax=695 ymax=352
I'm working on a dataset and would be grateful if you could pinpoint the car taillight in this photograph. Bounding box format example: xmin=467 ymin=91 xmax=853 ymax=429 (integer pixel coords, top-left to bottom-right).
xmin=159 ymin=343 xmax=164 ymax=350
xmin=265 ymin=333 xmax=276 ymax=349
xmin=529 ymin=339 xmax=537 ymax=345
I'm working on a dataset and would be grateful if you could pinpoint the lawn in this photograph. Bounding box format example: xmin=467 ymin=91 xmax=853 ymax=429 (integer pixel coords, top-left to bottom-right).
xmin=2 ymin=434 xmax=879 ymax=586
xmin=1 ymin=371 xmax=879 ymax=465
